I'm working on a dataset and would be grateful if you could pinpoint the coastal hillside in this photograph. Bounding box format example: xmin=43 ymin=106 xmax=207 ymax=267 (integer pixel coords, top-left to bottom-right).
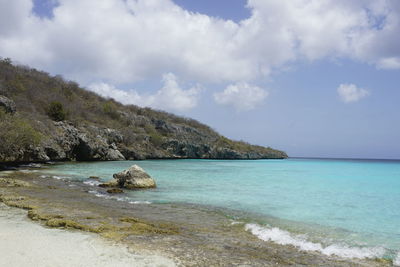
xmin=0 ymin=58 xmax=287 ymax=163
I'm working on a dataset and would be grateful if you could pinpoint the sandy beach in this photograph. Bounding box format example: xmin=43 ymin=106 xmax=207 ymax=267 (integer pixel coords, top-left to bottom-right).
xmin=0 ymin=202 xmax=175 ymax=267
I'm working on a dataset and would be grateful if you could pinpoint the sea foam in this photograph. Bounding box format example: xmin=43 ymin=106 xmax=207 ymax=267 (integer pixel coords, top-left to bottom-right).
xmin=87 ymin=190 xmax=152 ymax=204
xmin=394 ymin=252 xmax=400 ymax=266
xmin=83 ymin=180 xmax=101 ymax=186
xmin=245 ymin=223 xmax=385 ymax=259
xmin=129 ymin=201 xmax=152 ymax=205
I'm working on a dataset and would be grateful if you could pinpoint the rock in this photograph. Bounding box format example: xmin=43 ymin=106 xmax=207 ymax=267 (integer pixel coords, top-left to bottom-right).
xmin=56 ymin=124 xmax=126 ymax=161
xmin=107 ymin=188 xmax=124 ymax=194
xmin=98 ymin=179 xmax=118 ymax=188
xmin=105 ymin=148 xmax=125 ymax=161
xmin=89 ymin=176 xmax=100 ymax=180
xmin=113 ymin=165 xmax=156 ymax=189
xmin=19 ymin=163 xmax=42 ymax=168
xmin=0 ymin=95 xmax=16 ymax=114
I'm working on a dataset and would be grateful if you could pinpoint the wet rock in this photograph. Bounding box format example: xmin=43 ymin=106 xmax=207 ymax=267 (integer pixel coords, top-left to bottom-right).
xmin=113 ymin=165 xmax=156 ymax=189
xmin=19 ymin=163 xmax=42 ymax=168
xmin=98 ymin=180 xmax=118 ymax=188
xmin=107 ymin=188 xmax=124 ymax=194
xmin=0 ymin=95 xmax=16 ymax=114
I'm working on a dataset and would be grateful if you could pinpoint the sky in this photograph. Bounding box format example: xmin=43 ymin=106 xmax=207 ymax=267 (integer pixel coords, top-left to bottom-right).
xmin=1 ymin=0 xmax=400 ymax=159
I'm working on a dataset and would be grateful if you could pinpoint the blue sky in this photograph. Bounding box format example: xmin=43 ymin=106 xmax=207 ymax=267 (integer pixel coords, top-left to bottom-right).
xmin=2 ymin=0 xmax=400 ymax=159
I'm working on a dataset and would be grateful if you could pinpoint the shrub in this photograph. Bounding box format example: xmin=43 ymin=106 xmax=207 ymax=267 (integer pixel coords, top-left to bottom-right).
xmin=103 ymin=101 xmax=120 ymax=120
xmin=46 ymin=101 xmax=67 ymax=121
xmin=149 ymin=132 xmax=164 ymax=146
xmin=0 ymin=111 xmax=42 ymax=154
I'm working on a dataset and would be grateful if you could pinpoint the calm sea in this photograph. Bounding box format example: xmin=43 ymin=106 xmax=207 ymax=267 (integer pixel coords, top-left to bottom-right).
xmin=39 ymin=158 xmax=400 ymax=262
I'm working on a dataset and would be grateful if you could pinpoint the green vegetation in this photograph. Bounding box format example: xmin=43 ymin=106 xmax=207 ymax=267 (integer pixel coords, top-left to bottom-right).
xmin=46 ymin=101 xmax=67 ymax=121
xmin=102 ymin=101 xmax=120 ymax=120
xmin=0 ymin=110 xmax=42 ymax=155
xmin=144 ymin=125 xmax=164 ymax=146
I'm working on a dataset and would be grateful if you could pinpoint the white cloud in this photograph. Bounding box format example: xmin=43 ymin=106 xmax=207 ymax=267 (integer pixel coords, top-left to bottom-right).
xmin=214 ymin=82 xmax=268 ymax=111
xmin=0 ymin=0 xmax=400 ymax=87
xmin=0 ymin=0 xmax=399 ymax=113
xmin=87 ymin=82 xmax=143 ymax=105
xmin=376 ymin=57 xmax=400 ymax=69
xmin=88 ymin=73 xmax=200 ymax=112
xmin=337 ymin=83 xmax=370 ymax=103
xmin=150 ymin=73 xmax=200 ymax=111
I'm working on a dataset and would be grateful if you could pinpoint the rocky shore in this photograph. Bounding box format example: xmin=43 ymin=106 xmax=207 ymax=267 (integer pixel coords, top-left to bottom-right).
xmin=0 ymin=118 xmax=287 ymax=164
xmin=0 ymin=169 xmax=392 ymax=267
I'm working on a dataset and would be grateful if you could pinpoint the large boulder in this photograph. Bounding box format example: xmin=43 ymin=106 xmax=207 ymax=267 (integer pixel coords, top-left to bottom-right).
xmin=113 ymin=165 xmax=156 ymax=189
xmin=0 ymin=95 xmax=16 ymax=114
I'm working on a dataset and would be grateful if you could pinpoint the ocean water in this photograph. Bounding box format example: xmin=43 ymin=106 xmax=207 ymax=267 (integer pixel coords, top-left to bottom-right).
xmin=39 ymin=159 xmax=400 ymax=262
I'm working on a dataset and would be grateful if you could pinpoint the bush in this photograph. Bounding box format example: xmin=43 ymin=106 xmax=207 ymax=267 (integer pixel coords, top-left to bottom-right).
xmin=149 ymin=132 xmax=164 ymax=146
xmin=103 ymin=101 xmax=120 ymax=120
xmin=143 ymin=124 xmax=164 ymax=146
xmin=46 ymin=101 xmax=67 ymax=121
xmin=0 ymin=111 xmax=42 ymax=154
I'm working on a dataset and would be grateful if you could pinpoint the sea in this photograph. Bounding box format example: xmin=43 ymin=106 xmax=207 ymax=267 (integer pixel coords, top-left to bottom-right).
xmin=37 ymin=158 xmax=400 ymax=264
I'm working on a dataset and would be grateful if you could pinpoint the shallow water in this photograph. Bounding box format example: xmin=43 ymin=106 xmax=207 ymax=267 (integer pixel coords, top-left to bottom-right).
xmin=39 ymin=158 xmax=400 ymax=261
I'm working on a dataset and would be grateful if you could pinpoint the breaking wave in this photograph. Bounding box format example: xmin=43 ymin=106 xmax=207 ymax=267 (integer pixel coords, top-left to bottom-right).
xmin=245 ymin=223 xmax=386 ymax=259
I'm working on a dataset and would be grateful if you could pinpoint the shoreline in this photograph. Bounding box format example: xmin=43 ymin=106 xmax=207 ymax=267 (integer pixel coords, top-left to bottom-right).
xmin=0 ymin=170 xmax=393 ymax=266
xmin=0 ymin=203 xmax=175 ymax=267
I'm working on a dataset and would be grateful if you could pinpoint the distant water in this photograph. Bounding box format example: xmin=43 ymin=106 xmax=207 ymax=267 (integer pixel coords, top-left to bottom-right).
xmin=39 ymin=159 xmax=400 ymax=262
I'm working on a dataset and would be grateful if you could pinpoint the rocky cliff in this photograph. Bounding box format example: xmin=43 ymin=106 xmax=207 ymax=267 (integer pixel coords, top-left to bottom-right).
xmin=0 ymin=58 xmax=287 ymax=163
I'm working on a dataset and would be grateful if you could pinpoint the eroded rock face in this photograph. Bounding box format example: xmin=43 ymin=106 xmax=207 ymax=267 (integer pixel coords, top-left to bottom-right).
xmin=51 ymin=121 xmax=126 ymax=161
xmin=0 ymin=95 xmax=16 ymax=114
xmin=112 ymin=165 xmax=156 ymax=189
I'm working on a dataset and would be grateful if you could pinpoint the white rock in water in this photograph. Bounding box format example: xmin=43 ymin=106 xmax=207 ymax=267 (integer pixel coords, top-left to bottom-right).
xmin=113 ymin=165 xmax=156 ymax=189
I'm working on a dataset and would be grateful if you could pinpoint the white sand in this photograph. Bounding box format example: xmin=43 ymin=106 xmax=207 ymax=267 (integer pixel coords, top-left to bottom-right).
xmin=0 ymin=203 xmax=175 ymax=267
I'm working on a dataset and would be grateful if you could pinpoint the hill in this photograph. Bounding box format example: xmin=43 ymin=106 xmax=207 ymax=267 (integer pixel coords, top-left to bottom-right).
xmin=0 ymin=58 xmax=287 ymax=163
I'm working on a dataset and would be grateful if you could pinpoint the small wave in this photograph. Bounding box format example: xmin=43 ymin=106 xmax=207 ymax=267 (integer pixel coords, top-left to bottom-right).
xmin=129 ymin=201 xmax=152 ymax=205
xmin=52 ymin=175 xmax=68 ymax=180
xmin=88 ymin=190 xmax=112 ymax=199
xmin=87 ymin=190 xmax=151 ymax=204
xmin=245 ymin=223 xmax=385 ymax=259
xmin=20 ymin=169 xmax=39 ymax=173
xmin=19 ymin=163 xmax=42 ymax=168
xmin=83 ymin=180 xmax=101 ymax=186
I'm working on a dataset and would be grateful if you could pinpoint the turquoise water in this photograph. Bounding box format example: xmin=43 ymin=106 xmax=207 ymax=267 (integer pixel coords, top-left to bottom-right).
xmin=40 ymin=159 xmax=400 ymax=261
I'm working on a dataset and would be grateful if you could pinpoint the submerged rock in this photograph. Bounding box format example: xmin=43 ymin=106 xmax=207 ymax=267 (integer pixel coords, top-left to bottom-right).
xmin=107 ymin=188 xmax=124 ymax=194
xmin=99 ymin=180 xmax=118 ymax=188
xmin=113 ymin=165 xmax=156 ymax=189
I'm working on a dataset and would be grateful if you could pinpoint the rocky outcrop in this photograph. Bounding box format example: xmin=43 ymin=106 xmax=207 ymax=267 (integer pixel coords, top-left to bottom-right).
xmin=51 ymin=122 xmax=126 ymax=161
xmin=0 ymin=121 xmax=128 ymax=163
xmin=111 ymin=165 xmax=156 ymax=189
xmin=0 ymin=60 xmax=288 ymax=164
xmin=0 ymin=117 xmax=286 ymax=163
xmin=0 ymin=95 xmax=16 ymax=114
